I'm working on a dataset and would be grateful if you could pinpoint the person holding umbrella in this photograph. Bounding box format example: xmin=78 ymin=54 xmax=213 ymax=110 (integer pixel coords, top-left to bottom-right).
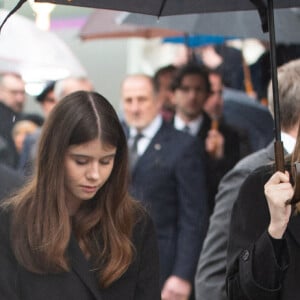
xmin=226 ymin=59 xmax=300 ymax=299
xmin=196 ymin=58 xmax=300 ymax=300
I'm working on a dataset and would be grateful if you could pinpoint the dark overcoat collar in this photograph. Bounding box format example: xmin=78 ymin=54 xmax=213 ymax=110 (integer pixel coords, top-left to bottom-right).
xmin=68 ymin=234 xmax=103 ymax=300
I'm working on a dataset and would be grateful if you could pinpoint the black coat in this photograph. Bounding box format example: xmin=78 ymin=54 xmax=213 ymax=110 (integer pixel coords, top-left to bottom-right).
xmin=197 ymin=112 xmax=243 ymax=213
xmin=0 ymin=163 xmax=24 ymax=201
xmin=226 ymin=164 xmax=300 ymax=300
xmin=0 ymin=208 xmax=160 ymax=300
xmin=0 ymin=102 xmax=20 ymax=168
xmin=129 ymin=122 xmax=209 ymax=285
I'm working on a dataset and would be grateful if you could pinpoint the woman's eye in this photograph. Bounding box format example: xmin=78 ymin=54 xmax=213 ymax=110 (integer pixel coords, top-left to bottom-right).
xmin=75 ymin=160 xmax=88 ymax=165
xmin=100 ymin=159 xmax=112 ymax=165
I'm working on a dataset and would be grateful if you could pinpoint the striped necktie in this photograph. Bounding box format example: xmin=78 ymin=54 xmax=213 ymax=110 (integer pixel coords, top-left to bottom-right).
xmin=129 ymin=133 xmax=143 ymax=172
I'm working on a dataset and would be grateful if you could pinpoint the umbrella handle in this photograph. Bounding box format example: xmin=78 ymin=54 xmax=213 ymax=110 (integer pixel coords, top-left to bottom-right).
xmin=274 ymin=141 xmax=284 ymax=172
xmin=242 ymin=57 xmax=255 ymax=97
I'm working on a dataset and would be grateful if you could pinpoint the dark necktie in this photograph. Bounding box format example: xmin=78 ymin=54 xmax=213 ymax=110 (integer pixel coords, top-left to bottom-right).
xmin=129 ymin=133 xmax=143 ymax=172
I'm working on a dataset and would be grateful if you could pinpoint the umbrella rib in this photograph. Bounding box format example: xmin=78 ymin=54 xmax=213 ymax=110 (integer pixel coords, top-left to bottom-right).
xmin=0 ymin=0 xmax=27 ymax=33
xmin=250 ymin=0 xmax=268 ymax=32
xmin=158 ymin=0 xmax=168 ymax=17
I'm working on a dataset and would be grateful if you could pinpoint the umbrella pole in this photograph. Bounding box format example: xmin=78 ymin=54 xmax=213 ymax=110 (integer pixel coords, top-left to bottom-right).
xmin=266 ymin=0 xmax=285 ymax=172
xmin=251 ymin=0 xmax=300 ymax=205
xmin=251 ymin=0 xmax=285 ymax=172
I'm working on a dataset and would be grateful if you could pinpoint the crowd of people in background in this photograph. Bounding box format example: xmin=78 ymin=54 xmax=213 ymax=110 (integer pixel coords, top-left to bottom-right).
xmin=0 ymin=56 xmax=300 ymax=300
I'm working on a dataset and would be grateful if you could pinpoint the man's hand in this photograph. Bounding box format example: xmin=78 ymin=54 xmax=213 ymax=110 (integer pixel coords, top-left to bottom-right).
xmin=161 ymin=276 xmax=191 ymax=300
xmin=205 ymin=129 xmax=224 ymax=159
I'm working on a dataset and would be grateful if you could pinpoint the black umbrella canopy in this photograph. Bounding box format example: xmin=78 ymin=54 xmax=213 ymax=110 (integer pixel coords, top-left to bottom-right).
xmin=121 ymin=8 xmax=300 ymax=44
xmin=79 ymin=9 xmax=184 ymax=40
xmin=34 ymin=0 xmax=300 ymax=201
xmin=36 ymin=0 xmax=300 ymax=16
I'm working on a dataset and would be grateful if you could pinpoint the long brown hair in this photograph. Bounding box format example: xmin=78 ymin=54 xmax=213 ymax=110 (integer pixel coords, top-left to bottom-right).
xmin=4 ymin=91 xmax=141 ymax=288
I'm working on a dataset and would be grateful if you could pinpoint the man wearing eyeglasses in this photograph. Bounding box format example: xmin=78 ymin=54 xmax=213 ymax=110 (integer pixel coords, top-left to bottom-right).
xmin=0 ymin=73 xmax=26 ymax=168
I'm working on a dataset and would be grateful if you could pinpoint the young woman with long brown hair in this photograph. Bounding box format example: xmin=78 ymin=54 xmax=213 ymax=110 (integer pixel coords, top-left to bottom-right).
xmin=0 ymin=91 xmax=160 ymax=300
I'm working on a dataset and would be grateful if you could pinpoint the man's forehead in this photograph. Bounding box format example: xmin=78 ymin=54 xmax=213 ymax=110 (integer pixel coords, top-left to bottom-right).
xmin=123 ymin=76 xmax=152 ymax=91
xmin=181 ymin=74 xmax=206 ymax=85
xmin=2 ymin=74 xmax=24 ymax=86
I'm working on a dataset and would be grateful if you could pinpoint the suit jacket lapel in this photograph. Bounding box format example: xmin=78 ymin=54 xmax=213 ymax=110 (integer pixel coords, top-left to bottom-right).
xmin=197 ymin=112 xmax=211 ymax=140
xmin=264 ymin=141 xmax=276 ymax=161
xmin=132 ymin=122 xmax=169 ymax=174
xmin=68 ymin=234 xmax=103 ymax=300
xmin=265 ymin=139 xmax=290 ymax=161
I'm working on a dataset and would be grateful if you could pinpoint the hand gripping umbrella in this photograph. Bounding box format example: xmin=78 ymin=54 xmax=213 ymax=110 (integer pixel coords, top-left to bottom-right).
xmin=251 ymin=0 xmax=300 ymax=205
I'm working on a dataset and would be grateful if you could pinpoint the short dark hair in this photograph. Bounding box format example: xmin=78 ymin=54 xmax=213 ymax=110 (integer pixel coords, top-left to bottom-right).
xmin=153 ymin=64 xmax=177 ymax=92
xmin=36 ymin=81 xmax=56 ymax=103
xmin=171 ymin=63 xmax=211 ymax=93
xmin=19 ymin=113 xmax=44 ymax=126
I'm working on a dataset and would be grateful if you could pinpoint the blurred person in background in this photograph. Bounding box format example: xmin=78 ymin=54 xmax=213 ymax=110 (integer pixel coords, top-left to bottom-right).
xmin=36 ymin=80 xmax=57 ymax=119
xmin=153 ymin=64 xmax=177 ymax=122
xmin=121 ymin=74 xmax=208 ymax=300
xmin=12 ymin=119 xmax=39 ymax=155
xmin=19 ymin=76 xmax=94 ymax=176
xmin=0 ymin=72 xmax=26 ymax=168
xmin=171 ymin=63 xmax=242 ymax=214
xmin=204 ymin=70 xmax=251 ymax=158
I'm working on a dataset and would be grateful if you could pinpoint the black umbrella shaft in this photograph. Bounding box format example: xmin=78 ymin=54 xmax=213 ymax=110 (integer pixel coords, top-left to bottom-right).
xmin=267 ymin=0 xmax=285 ymax=172
xmin=267 ymin=0 xmax=280 ymax=142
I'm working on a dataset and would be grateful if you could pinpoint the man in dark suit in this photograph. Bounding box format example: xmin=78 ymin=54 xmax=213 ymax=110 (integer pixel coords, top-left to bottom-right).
xmin=121 ymin=74 xmax=208 ymax=300
xmin=222 ymin=87 xmax=274 ymax=153
xmin=204 ymin=70 xmax=252 ymax=159
xmin=170 ymin=63 xmax=245 ymax=214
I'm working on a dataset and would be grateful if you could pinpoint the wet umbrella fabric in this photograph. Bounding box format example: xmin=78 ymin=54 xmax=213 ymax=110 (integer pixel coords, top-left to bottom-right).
xmin=122 ymin=8 xmax=300 ymax=44
xmin=36 ymin=0 xmax=300 ymax=16
xmin=35 ymin=0 xmax=300 ymax=172
xmin=79 ymin=9 xmax=184 ymax=40
xmin=0 ymin=9 xmax=86 ymax=83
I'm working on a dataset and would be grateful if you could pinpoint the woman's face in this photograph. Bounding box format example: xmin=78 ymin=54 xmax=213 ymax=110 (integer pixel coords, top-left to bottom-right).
xmin=64 ymin=138 xmax=116 ymax=215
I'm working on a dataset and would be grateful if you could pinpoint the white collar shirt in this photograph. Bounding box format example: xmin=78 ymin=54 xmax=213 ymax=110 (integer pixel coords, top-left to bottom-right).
xmin=129 ymin=115 xmax=163 ymax=156
xmin=281 ymin=131 xmax=296 ymax=154
xmin=173 ymin=114 xmax=203 ymax=136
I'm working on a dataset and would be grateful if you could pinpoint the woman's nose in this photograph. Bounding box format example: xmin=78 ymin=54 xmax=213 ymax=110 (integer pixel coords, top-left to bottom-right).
xmin=86 ymin=163 xmax=100 ymax=180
